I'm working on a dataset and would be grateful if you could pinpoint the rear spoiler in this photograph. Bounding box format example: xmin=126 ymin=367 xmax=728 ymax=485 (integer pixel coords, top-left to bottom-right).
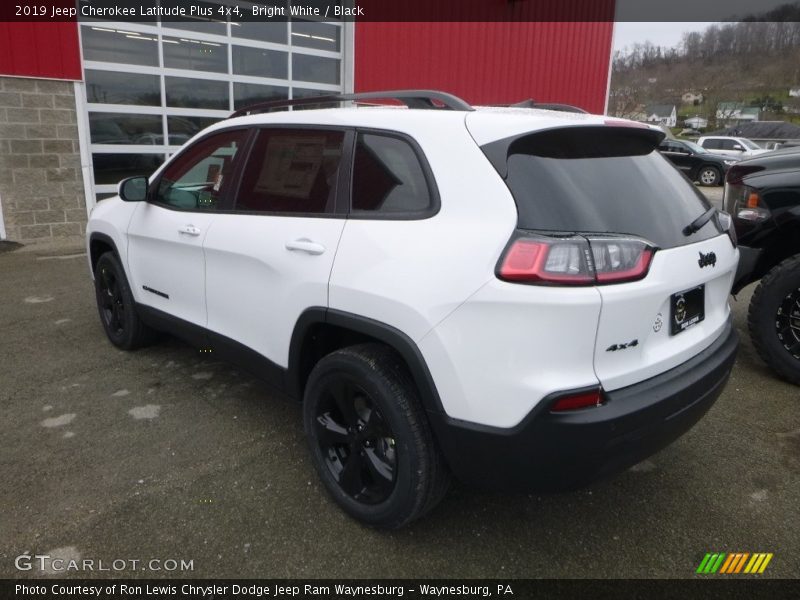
xmin=481 ymin=125 xmax=666 ymax=178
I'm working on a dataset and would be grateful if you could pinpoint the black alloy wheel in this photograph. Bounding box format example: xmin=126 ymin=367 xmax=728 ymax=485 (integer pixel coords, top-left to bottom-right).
xmin=775 ymin=287 xmax=800 ymax=361
xmin=748 ymin=254 xmax=800 ymax=385
xmin=303 ymin=344 xmax=450 ymax=528
xmin=314 ymin=377 xmax=397 ymax=504
xmin=93 ymin=252 xmax=157 ymax=350
xmin=98 ymin=264 xmax=125 ymax=338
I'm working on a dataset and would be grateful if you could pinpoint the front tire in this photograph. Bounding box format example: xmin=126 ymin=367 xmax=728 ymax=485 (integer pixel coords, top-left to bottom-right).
xmin=748 ymin=255 xmax=800 ymax=385
xmin=303 ymin=343 xmax=449 ymax=528
xmin=94 ymin=252 xmax=157 ymax=350
xmin=698 ymin=166 xmax=721 ymax=186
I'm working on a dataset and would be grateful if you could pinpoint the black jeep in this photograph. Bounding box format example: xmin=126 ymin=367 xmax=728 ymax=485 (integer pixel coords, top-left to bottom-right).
xmin=726 ymin=147 xmax=800 ymax=384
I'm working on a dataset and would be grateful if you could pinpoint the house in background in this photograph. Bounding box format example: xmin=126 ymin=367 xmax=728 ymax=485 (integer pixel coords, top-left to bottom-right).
xmin=684 ymin=115 xmax=708 ymax=129
xmin=789 ymin=87 xmax=800 ymax=97
xmin=682 ymin=91 xmax=704 ymax=104
xmin=716 ymin=102 xmax=760 ymax=126
xmin=644 ymin=104 xmax=677 ymax=127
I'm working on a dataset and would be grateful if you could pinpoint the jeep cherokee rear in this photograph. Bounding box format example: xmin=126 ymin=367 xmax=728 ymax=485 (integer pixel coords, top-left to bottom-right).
xmin=87 ymin=91 xmax=739 ymax=528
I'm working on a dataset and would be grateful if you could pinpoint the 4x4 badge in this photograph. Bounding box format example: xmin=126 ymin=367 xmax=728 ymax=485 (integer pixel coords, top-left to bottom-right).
xmin=606 ymin=339 xmax=639 ymax=352
xmin=698 ymin=251 xmax=717 ymax=268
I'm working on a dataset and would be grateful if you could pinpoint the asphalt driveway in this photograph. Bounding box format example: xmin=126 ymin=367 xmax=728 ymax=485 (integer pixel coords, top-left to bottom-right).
xmin=0 ymin=237 xmax=798 ymax=579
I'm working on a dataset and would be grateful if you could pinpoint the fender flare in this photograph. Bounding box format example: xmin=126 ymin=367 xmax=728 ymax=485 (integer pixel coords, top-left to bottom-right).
xmin=88 ymin=232 xmax=121 ymax=273
xmin=287 ymin=307 xmax=445 ymax=415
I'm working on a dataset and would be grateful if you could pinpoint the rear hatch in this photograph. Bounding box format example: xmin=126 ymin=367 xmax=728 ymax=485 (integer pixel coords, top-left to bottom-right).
xmin=472 ymin=118 xmax=738 ymax=391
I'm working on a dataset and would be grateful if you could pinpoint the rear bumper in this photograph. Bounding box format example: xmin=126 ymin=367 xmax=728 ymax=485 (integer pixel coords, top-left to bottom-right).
xmin=429 ymin=319 xmax=738 ymax=491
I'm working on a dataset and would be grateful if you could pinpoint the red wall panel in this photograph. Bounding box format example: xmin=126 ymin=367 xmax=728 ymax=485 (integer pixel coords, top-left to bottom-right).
xmin=355 ymin=3 xmax=615 ymax=114
xmin=0 ymin=22 xmax=82 ymax=81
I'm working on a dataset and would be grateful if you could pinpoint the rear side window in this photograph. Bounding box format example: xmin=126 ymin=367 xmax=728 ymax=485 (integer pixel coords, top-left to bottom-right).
xmin=661 ymin=141 xmax=684 ymax=153
xmin=482 ymin=126 xmax=721 ymax=249
xmin=236 ymin=128 xmax=344 ymax=214
xmin=702 ymin=139 xmax=722 ymax=150
xmin=351 ymin=132 xmax=433 ymax=215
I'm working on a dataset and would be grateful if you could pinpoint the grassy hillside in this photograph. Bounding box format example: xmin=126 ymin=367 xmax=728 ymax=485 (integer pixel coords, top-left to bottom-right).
xmin=609 ymin=20 xmax=800 ymax=127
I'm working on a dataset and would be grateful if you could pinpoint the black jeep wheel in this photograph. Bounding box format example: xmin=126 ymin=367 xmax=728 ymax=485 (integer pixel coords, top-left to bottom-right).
xmin=94 ymin=252 xmax=157 ymax=350
xmin=748 ymin=254 xmax=800 ymax=385
xmin=303 ymin=344 xmax=449 ymax=528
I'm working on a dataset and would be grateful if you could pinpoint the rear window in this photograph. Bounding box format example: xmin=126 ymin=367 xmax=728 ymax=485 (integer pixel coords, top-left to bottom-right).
xmin=482 ymin=126 xmax=721 ymax=249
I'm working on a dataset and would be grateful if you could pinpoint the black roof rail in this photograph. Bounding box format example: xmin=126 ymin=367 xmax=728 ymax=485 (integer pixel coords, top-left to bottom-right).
xmin=506 ymin=99 xmax=588 ymax=114
xmin=229 ymin=89 xmax=474 ymax=118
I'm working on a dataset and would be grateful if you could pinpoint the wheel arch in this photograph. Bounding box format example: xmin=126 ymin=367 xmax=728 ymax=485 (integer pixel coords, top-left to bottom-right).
xmin=752 ymin=222 xmax=800 ymax=283
xmin=287 ymin=308 xmax=445 ymax=416
xmin=88 ymin=232 xmax=121 ymax=275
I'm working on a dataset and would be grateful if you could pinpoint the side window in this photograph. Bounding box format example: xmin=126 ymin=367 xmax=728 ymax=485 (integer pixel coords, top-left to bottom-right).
xmin=235 ymin=128 xmax=344 ymax=214
xmin=351 ymin=132 xmax=433 ymax=215
xmin=721 ymin=139 xmax=737 ymax=150
xmin=703 ymin=139 xmax=721 ymax=150
xmin=154 ymin=129 xmax=247 ymax=210
xmin=662 ymin=142 xmax=681 ymax=153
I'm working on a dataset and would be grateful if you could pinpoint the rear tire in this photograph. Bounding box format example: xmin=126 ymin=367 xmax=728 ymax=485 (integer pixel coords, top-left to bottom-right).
xmin=698 ymin=166 xmax=721 ymax=186
xmin=748 ymin=254 xmax=800 ymax=386
xmin=94 ymin=252 xmax=157 ymax=350
xmin=303 ymin=343 xmax=450 ymax=528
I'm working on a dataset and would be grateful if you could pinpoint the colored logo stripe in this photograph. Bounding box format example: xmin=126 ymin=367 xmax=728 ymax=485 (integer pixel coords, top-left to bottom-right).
xmin=697 ymin=552 xmax=773 ymax=574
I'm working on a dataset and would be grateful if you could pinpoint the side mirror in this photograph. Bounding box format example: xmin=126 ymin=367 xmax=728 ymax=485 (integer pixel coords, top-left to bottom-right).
xmin=118 ymin=176 xmax=148 ymax=202
xmin=732 ymin=144 xmax=744 ymax=151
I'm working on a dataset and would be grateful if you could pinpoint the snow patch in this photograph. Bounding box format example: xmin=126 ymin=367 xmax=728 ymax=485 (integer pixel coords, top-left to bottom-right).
xmin=38 ymin=546 xmax=82 ymax=575
xmin=128 ymin=405 xmax=161 ymax=420
xmin=25 ymin=295 xmax=54 ymax=304
xmin=41 ymin=413 xmax=76 ymax=428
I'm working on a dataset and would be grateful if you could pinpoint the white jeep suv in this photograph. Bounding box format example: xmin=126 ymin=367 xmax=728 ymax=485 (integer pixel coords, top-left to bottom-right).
xmin=87 ymin=91 xmax=739 ymax=528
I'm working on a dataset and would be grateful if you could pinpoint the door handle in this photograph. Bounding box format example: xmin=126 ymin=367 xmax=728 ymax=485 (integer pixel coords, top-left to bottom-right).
xmin=178 ymin=225 xmax=201 ymax=236
xmin=285 ymin=238 xmax=326 ymax=255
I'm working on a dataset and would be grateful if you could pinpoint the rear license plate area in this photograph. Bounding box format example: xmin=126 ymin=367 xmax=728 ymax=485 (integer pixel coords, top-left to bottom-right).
xmin=670 ymin=285 xmax=705 ymax=335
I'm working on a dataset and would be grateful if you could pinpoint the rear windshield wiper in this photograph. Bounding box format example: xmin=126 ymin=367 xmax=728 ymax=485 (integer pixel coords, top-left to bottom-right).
xmin=683 ymin=206 xmax=717 ymax=236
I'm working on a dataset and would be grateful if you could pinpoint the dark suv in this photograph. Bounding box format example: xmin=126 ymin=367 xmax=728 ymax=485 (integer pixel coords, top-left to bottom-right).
xmin=726 ymin=147 xmax=800 ymax=385
xmin=658 ymin=139 xmax=737 ymax=186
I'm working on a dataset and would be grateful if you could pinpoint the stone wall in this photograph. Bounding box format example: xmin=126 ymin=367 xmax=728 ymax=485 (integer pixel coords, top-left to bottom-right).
xmin=0 ymin=76 xmax=87 ymax=246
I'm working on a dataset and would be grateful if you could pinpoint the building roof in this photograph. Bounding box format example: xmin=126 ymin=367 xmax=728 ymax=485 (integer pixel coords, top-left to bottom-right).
xmin=645 ymin=104 xmax=675 ymax=117
xmin=717 ymin=102 xmax=760 ymax=116
xmin=706 ymin=121 xmax=800 ymax=139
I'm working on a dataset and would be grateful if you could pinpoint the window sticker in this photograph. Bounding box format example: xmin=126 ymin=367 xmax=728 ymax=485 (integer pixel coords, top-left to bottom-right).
xmin=255 ymin=136 xmax=326 ymax=199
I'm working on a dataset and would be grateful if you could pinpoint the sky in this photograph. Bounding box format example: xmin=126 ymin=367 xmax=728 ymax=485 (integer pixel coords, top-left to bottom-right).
xmin=611 ymin=0 xmax=797 ymax=52
xmin=612 ymin=22 xmax=716 ymax=54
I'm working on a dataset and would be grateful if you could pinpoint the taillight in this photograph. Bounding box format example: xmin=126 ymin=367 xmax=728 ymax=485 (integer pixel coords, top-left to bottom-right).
xmin=497 ymin=237 xmax=594 ymax=284
xmin=497 ymin=232 xmax=655 ymax=286
xmin=716 ymin=210 xmax=737 ymax=248
xmin=550 ymin=388 xmax=604 ymax=412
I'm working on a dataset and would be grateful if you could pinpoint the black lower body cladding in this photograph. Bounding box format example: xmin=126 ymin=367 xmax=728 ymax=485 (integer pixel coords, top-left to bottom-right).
xmin=429 ymin=319 xmax=738 ymax=491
